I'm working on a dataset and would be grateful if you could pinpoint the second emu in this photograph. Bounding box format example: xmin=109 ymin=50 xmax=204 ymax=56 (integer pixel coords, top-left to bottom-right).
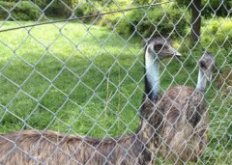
xmin=160 ymin=52 xmax=216 ymax=163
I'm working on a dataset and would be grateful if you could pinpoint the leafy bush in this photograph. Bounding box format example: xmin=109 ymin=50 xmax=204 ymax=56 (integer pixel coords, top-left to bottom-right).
xmin=0 ymin=0 xmax=80 ymax=18
xmin=45 ymin=0 xmax=79 ymax=18
xmin=31 ymin=0 xmax=47 ymax=8
xmin=202 ymin=0 xmax=232 ymax=17
xmin=98 ymin=13 xmax=121 ymax=28
xmin=201 ymin=18 xmax=232 ymax=50
xmin=0 ymin=1 xmax=14 ymax=19
xmin=13 ymin=1 xmax=41 ymax=21
xmin=0 ymin=1 xmax=41 ymax=21
xmin=74 ymin=7 xmax=84 ymax=17
xmin=43 ymin=1 xmax=70 ymax=18
xmin=74 ymin=2 xmax=101 ymax=23
xmin=40 ymin=0 xmax=100 ymax=19
xmin=175 ymin=0 xmax=232 ymax=17
xmin=98 ymin=0 xmax=131 ymax=28
xmin=114 ymin=6 xmax=190 ymax=38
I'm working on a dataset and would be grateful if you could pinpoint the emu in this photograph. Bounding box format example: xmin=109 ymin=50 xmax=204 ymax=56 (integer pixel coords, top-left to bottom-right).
xmin=0 ymin=37 xmax=181 ymax=165
xmin=140 ymin=37 xmax=181 ymax=155
xmin=160 ymin=52 xmax=215 ymax=163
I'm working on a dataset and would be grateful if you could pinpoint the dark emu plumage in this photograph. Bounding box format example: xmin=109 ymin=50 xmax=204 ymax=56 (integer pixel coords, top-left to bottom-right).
xmin=0 ymin=37 xmax=181 ymax=165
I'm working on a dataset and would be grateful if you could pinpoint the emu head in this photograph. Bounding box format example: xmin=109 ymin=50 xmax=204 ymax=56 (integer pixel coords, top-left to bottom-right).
xmin=145 ymin=37 xmax=181 ymax=59
xmin=199 ymin=52 xmax=216 ymax=81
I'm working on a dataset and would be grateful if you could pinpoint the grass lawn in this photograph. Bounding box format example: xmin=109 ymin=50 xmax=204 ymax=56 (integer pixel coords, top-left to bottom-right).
xmin=0 ymin=21 xmax=231 ymax=164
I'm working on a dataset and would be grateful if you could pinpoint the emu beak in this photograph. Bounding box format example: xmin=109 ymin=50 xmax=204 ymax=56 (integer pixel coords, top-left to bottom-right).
xmin=174 ymin=51 xmax=182 ymax=59
xmin=169 ymin=46 xmax=182 ymax=58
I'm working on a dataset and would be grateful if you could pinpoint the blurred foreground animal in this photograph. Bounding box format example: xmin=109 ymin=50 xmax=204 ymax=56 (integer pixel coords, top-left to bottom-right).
xmin=0 ymin=37 xmax=181 ymax=165
xmin=160 ymin=52 xmax=215 ymax=164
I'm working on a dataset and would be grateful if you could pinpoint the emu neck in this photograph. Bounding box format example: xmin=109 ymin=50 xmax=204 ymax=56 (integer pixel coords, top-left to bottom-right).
xmin=196 ymin=69 xmax=207 ymax=92
xmin=144 ymin=47 xmax=159 ymax=101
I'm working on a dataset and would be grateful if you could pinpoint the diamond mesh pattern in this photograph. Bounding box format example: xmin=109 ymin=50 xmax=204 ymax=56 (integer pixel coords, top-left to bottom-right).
xmin=0 ymin=0 xmax=231 ymax=164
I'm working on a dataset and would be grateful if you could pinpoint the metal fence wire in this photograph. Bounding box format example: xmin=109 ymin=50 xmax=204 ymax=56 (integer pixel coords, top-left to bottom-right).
xmin=0 ymin=0 xmax=231 ymax=164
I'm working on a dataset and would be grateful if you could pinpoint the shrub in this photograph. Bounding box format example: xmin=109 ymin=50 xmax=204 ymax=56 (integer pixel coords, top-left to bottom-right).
xmin=43 ymin=0 xmax=79 ymax=18
xmin=201 ymin=18 xmax=232 ymax=50
xmin=175 ymin=0 xmax=232 ymax=17
xmin=74 ymin=2 xmax=101 ymax=23
xmin=0 ymin=1 xmax=14 ymax=19
xmin=45 ymin=1 xmax=73 ymax=18
xmin=98 ymin=14 xmax=120 ymax=28
xmin=31 ymin=0 xmax=47 ymax=8
xmin=74 ymin=7 xmax=84 ymax=17
xmin=98 ymin=0 xmax=132 ymax=28
xmin=202 ymin=0 xmax=232 ymax=17
xmin=13 ymin=1 xmax=41 ymax=21
xmin=114 ymin=6 xmax=190 ymax=38
xmin=0 ymin=1 xmax=41 ymax=21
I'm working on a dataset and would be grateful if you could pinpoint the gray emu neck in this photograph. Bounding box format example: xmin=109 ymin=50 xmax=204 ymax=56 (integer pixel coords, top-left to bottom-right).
xmin=196 ymin=69 xmax=207 ymax=92
xmin=144 ymin=45 xmax=159 ymax=100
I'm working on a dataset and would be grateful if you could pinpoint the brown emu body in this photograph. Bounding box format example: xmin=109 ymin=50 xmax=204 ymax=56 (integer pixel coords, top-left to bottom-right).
xmin=0 ymin=129 xmax=153 ymax=165
xmin=160 ymin=85 xmax=208 ymax=163
xmin=0 ymin=100 xmax=162 ymax=165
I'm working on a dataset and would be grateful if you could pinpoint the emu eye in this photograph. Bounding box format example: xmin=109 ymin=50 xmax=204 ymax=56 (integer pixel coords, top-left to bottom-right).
xmin=154 ymin=44 xmax=163 ymax=52
xmin=199 ymin=61 xmax=207 ymax=69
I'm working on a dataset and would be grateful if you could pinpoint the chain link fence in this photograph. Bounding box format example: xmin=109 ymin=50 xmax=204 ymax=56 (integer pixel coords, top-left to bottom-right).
xmin=0 ymin=0 xmax=231 ymax=164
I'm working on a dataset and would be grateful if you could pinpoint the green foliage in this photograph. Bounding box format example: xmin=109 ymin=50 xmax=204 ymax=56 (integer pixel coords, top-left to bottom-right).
xmin=201 ymin=18 xmax=232 ymax=50
xmin=91 ymin=0 xmax=113 ymax=5
xmin=98 ymin=13 xmax=121 ymax=28
xmin=175 ymin=0 xmax=232 ymax=16
xmin=0 ymin=0 xmax=17 ymax=2
xmin=30 ymin=0 xmax=47 ymax=8
xmin=43 ymin=0 xmax=96 ymax=18
xmin=74 ymin=2 xmax=100 ymax=22
xmin=0 ymin=0 xmax=80 ymax=19
xmin=175 ymin=0 xmax=191 ymax=6
xmin=0 ymin=1 xmax=14 ymax=19
xmin=13 ymin=1 xmax=41 ymax=21
xmin=115 ymin=6 xmax=190 ymax=38
xmin=201 ymin=0 xmax=232 ymax=17
xmin=133 ymin=0 xmax=154 ymax=5
xmin=0 ymin=1 xmax=41 ymax=20
xmin=98 ymin=0 xmax=132 ymax=27
xmin=44 ymin=0 xmax=71 ymax=17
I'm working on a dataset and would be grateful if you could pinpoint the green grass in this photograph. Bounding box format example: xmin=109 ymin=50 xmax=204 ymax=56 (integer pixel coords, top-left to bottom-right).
xmin=0 ymin=21 xmax=231 ymax=164
xmin=0 ymin=21 xmax=144 ymax=137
